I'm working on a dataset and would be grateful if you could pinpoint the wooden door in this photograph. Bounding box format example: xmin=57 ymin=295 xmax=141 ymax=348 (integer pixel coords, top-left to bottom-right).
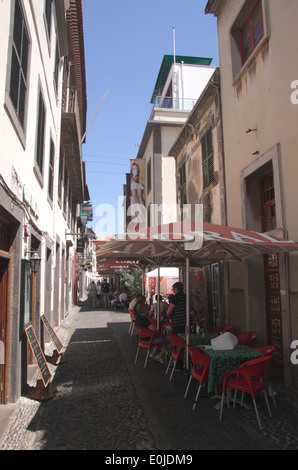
xmin=0 ymin=259 xmax=8 ymax=403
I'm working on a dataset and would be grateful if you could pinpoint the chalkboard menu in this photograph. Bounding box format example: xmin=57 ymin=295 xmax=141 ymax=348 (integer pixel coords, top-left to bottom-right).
xmin=25 ymin=325 xmax=52 ymax=387
xmin=41 ymin=314 xmax=64 ymax=354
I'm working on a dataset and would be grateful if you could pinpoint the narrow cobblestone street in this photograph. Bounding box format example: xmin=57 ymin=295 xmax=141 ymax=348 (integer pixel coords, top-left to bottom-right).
xmin=0 ymin=301 xmax=297 ymax=451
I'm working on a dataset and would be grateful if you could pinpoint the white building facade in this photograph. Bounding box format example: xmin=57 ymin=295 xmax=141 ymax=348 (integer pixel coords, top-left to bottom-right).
xmin=0 ymin=0 xmax=88 ymax=404
xmin=206 ymin=0 xmax=298 ymax=389
xmin=135 ymin=55 xmax=216 ymax=228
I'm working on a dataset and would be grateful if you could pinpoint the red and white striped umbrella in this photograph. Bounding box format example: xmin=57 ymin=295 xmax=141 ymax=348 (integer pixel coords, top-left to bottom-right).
xmin=95 ymin=220 xmax=298 ymax=265
xmin=95 ymin=221 xmax=298 ymax=368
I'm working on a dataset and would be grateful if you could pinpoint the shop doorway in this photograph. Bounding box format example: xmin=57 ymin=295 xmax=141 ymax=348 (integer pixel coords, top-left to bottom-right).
xmin=0 ymin=258 xmax=9 ymax=404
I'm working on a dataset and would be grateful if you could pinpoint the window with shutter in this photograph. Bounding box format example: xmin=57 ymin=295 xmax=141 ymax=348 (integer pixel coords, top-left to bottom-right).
xmin=63 ymin=167 xmax=68 ymax=214
xmin=179 ymin=163 xmax=187 ymax=207
xmin=45 ymin=0 xmax=52 ymax=38
xmin=58 ymin=150 xmax=63 ymax=203
xmin=48 ymin=138 xmax=55 ymax=200
xmin=36 ymin=90 xmax=46 ymax=176
xmin=260 ymin=172 xmax=276 ymax=232
xmin=241 ymin=1 xmax=264 ymax=65
xmin=147 ymin=158 xmax=152 ymax=194
xmin=54 ymin=40 xmax=60 ymax=93
xmin=9 ymin=0 xmax=30 ymax=129
xmin=201 ymin=128 xmax=214 ymax=188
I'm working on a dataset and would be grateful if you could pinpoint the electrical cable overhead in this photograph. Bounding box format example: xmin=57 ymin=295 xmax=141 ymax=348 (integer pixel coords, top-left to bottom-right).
xmin=83 ymin=153 xmax=133 ymax=161
xmin=84 ymin=160 xmax=128 ymax=166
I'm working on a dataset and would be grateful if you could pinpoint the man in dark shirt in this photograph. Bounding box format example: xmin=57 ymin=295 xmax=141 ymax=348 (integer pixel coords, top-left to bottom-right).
xmin=101 ymin=279 xmax=110 ymax=308
xmin=166 ymin=282 xmax=186 ymax=334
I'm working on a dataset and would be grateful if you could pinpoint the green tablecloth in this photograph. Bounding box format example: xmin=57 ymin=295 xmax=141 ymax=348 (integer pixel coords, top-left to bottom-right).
xmin=166 ymin=332 xmax=218 ymax=366
xmin=166 ymin=334 xmax=262 ymax=393
xmin=204 ymin=346 xmax=263 ymax=393
xmin=178 ymin=332 xmax=219 ymax=346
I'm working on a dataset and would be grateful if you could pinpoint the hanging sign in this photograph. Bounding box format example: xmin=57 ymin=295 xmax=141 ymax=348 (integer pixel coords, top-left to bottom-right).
xmin=82 ymin=202 xmax=93 ymax=221
xmin=77 ymin=236 xmax=84 ymax=253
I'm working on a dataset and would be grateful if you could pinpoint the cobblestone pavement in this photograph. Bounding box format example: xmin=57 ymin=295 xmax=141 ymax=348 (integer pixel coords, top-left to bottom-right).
xmin=0 ymin=301 xmax=298 ymax=451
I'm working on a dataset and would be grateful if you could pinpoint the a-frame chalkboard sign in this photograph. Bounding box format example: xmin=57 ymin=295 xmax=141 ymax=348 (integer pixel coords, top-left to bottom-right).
xmin=25 ymin=325 xmax=51 ymax=387
xmin=41 ymin=314 xmax=64 ymax=354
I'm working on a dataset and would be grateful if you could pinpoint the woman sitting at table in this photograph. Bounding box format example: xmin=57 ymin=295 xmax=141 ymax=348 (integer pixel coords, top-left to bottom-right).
xmin=135 ymin=306 xmax=167 ymax=364
xmin=135 ymin=295 xmax=150 ymax=316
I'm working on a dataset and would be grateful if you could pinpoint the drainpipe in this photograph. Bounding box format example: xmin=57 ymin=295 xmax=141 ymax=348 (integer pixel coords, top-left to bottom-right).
xmin=181 ymin=61 xmax=185 ymax=110
xmin=185 ymin=256 xmax=190 ymax=369
xmin=284 ymin=229 xmax=294 ymax=388
xmin=157 ymin=264 xmax=161 ymax=331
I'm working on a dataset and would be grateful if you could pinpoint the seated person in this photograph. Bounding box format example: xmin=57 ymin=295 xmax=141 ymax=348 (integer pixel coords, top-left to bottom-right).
xmin=135 ymin=306 xmax=166 ymax=365
xmin=134 ymin=295 xmax=148 ymax=315
xmin=119 ymin=290 xmax=128 ymax=303
xmin=149 ymin=294 xmax=168 ymax=319
xmin=129 ymin=293 xmax=142 ymax=311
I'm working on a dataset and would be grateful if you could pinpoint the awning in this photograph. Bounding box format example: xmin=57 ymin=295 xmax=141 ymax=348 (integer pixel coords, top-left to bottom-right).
xmin=95 ymin=220 xmax=298 ymax=266
xmin=95 ymin=220 xmax=298 ymax=368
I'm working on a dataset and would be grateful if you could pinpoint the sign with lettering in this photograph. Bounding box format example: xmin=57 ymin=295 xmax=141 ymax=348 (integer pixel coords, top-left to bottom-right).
xmin=25 ymin=325 xmax=51 ymax=387
xmin=41 ymin=314 xmax=63 ymax=354
xmin=22 ymin=184 xmax=39 ymax=219
xmin=77 ymin=236 xmax=84 ymax=253
xmin=82 ymin=202 xmax=93 ymax=221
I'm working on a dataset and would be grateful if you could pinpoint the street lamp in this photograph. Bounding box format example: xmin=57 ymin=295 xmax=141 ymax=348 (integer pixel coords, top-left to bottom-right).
xmin=25 ymin=250 xmax=42 ymax=274
xmin=80 ymin=210 xmax=88 ymax=228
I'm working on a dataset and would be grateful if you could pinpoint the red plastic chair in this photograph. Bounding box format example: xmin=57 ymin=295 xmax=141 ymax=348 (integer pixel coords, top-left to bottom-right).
xmin=165 ymin=333 xmax=186 ymax=381
xmin=219 ymin=355 xmax=272 ymax=430
xmin=148 ymin=317 xmax=157 ymax=328
xmin=254 ymin=345 xmax=275 ymax=356
xmin=236 ymin=331 xmax=259 ymax=348
xmin=210 ymin=324 xmax=233 ymax=334
xmin=128 ymin=309 xmax=136 ymax=337
xmin=254 ymin=345 xmax=277 ymax=408
xmin=184 ymin=346 xmax=211 ymax=410
xmin=134 ymin=326 xmax=166 ymax=368
xmin=161 ymin=321 xmax=171 ymax=334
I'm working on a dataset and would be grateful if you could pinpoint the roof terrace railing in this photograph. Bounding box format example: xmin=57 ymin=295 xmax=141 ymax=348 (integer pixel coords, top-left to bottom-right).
xmin=152 ymin=96 xmax=197 ymax=111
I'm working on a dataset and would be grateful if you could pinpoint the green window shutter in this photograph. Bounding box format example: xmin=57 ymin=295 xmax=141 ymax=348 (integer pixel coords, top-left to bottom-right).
xmin=179 ymin=163 xmax=187 ymax=207
xmin=9 ymin=0 xmax=30 ymax=129
xmin=202 ymin=128 xmax=214 ymax=188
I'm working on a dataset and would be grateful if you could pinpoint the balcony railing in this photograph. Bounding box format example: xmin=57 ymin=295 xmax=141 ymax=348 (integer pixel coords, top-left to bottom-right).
xmin=62 ymin=86 xmax=77 ymax=114
xmin=153 ymin=96 xmax=197 ymax=111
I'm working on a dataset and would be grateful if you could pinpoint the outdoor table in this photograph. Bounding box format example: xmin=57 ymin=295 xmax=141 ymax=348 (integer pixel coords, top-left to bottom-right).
xmin=178 ymin=331 xmax=219 ymax=347
xmin=204 ymin=345 xmax=263 ymax=394
xmin=166 ymin=332 xmax=218 ymax=365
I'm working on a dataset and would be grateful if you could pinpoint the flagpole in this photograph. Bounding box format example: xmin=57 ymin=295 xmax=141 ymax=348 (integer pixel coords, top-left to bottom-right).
xmin=172 ymin=26 xmax=177 ymax=108
xmin=173 ymin=25 xmax=176 ymax=65
xmin=81 ymin=88 xmax=110 ymax=144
